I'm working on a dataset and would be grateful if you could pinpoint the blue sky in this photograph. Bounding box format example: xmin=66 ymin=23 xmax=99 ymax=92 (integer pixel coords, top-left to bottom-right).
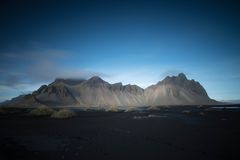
xmin=0 ymin=0 xmax=240 ymax=102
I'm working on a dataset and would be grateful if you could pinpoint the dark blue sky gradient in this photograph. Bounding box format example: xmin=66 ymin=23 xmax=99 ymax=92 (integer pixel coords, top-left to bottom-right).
xmin=0 ymin=0 xmax=240 ymax=101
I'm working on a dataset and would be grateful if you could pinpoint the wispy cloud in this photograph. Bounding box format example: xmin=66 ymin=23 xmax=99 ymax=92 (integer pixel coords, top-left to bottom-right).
xmin=0 ymin=47 xmax=107 ymax=102
xmin=26 ymin=58 xmax=107 ymax=82
xmin=0 ymin=60 xmax=106 ymax=89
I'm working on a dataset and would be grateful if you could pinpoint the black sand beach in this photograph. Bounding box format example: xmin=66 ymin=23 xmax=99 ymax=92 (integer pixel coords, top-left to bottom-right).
xmin=1 ymin=106 xmax=240 ymax=160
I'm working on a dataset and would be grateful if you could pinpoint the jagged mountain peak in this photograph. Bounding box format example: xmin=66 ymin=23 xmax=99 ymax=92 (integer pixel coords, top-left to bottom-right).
xmin=177 ymin=73 xmax=187 ymax=80
xmin=112 ymin=82 xmax=123 ymax=86
xmin=88 ymin=76 xmax=105 ymax=82
xmin=144 ymin=73 xmax=215 ymax=105
xmin=160 ymin=73 xmax=188 ymax=85
xmin=83 ymin=76 xmax=110 ymax=87
xmin=112 ymin=82 xmax=123 ymax=88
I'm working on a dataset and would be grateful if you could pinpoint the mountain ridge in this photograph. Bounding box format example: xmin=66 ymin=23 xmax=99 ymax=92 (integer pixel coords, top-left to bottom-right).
xmin=1 ymin=73 xmax=219 ymax=108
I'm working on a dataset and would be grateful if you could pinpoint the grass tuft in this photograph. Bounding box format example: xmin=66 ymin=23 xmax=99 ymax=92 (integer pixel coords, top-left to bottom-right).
xmin=29 ymin=106 xmax=54 ymax=116
xmin=51 ymin=109 xmax=76 ymax=119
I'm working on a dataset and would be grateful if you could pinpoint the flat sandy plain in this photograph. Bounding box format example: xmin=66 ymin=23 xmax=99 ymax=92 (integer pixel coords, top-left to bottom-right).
xmin=0 ymin=105 xmax=240 ymax=160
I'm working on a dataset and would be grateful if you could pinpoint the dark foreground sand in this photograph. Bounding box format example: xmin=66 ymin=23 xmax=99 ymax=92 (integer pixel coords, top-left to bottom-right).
xmin=0 ymin=106 xmax=240 ymax=160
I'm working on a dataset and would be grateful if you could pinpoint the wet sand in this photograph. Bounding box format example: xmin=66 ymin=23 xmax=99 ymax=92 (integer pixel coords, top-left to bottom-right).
xmin=0 ymin=106 xmax=240 ymax=160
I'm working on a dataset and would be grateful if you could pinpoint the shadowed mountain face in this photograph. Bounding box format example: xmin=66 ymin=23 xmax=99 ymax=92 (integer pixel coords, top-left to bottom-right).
xmin=4 ymin=73 xmax=218 ymax=107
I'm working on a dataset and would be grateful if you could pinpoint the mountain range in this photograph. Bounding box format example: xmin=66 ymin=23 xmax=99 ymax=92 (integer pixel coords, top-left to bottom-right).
xmin=2 ymin=73 xmax=219 ymax=108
